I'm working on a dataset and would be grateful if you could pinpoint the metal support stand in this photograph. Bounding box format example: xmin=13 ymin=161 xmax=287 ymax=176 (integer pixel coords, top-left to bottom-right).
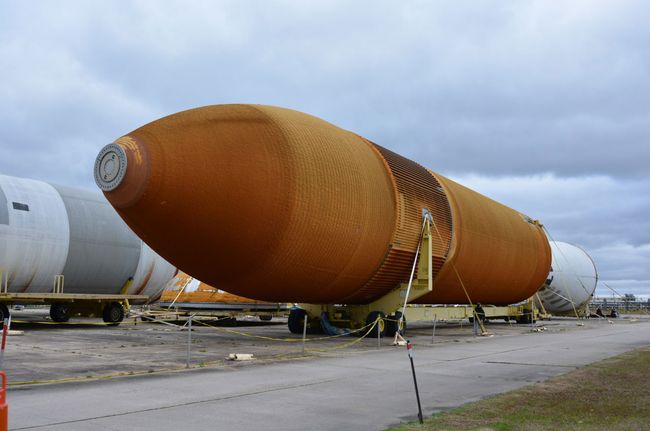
xmin=186 ymin=316 xmax=192 ymax=368
xmin=530 ymin=301 xmax=536 ymax=330
xmin=431 ymin=316 xmax=437 ymax=344
xmin=301 ymin=313 xmax=308 ymax=354
xmin=299 ymin=211 xmax=436 ymax=335
xmin=53 ymin=274 xmax=64 ymax=294
xmin=377 ymin=317 xmax=381 ymax=349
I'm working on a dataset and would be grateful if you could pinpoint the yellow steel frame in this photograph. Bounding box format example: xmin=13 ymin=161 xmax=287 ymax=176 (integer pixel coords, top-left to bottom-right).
xmin=0 ymin=293 xmax=147 ymax=302
xmin=300 ymin=217 xmax=539 ymax=331
xmin=301 ymin=218 xmax=435 ymax=328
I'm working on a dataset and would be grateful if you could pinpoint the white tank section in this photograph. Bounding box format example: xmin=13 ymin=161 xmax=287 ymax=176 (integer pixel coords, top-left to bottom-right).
xmin=0 ymin=174 xmax=176 ymax=300
xmin=130 ymin=243 xmax=177 ymax=300
xmin=0 ymin=176 xmax=69 ymax=292
xmin=537 ymin=241 xmax=598 ymax=314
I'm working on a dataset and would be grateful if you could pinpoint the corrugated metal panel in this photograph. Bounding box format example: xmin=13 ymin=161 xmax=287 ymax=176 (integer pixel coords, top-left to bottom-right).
xmin=342 ymin=143 xmax=453 ymax=303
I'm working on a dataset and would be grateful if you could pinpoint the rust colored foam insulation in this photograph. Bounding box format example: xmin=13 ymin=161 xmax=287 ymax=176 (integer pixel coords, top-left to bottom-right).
xmin=416 ymin=174 xmax=551 ymax=305
xmin=98 ymin=105 xmax=551 ymax=305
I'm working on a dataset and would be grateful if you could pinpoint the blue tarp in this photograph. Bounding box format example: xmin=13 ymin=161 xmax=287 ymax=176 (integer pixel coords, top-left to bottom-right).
xmin=319 ymin=312 xmax=351 ymax=336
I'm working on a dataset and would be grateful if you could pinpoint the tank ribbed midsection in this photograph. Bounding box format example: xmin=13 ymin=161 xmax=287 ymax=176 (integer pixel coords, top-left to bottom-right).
xmin=343 ymin=143 xmax=453 ymax=303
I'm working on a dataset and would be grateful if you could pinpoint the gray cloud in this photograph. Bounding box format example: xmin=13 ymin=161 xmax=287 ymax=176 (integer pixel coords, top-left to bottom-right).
xmin=451 ymin=174 xmax=650 ymax=297
xmin=1 ymin=0 xmax=648 ymax=296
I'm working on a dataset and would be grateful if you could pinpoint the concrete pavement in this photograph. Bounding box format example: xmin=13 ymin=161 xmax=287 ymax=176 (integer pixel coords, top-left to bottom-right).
xmin=8 ymin=319 xmax=650 ymax=430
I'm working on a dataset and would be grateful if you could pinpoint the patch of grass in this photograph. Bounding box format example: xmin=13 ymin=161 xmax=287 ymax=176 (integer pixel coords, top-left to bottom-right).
xmin=388 ymin=347 xmax=650 ymax=431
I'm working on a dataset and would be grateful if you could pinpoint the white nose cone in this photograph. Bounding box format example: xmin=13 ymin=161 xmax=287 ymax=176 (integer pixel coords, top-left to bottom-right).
xmin=538 ymin=241 xmax=598 ymax=314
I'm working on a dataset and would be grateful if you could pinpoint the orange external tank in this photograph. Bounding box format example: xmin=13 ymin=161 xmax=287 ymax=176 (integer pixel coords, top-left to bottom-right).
xmin=161 ymin=271 xmax=279 ymax=305
xmin=94 ymin=105 xmax=550 ymax=306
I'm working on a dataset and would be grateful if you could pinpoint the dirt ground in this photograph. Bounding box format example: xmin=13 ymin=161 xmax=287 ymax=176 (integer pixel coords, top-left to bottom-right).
xmin=2 ymin=308 xmax=645 ymax=386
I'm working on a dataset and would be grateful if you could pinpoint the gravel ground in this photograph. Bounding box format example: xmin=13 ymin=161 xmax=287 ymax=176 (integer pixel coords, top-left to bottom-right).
xmin=2 ymin=308 xmax=645 ymax=386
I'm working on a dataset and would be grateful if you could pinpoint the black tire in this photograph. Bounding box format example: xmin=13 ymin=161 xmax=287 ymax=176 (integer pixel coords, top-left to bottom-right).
xmin=50 ymin=303 xmax=69 ymax=323
xmin=259 ymin=315 xmax=273 ymax=321
xmin=366 ymin=311 xmax=386 ymax=338
xmin=385 ymin=311 xmax=405 ymax=337
xmin=288 ymin=308 xmax=307 ymax=334
xmin=103 ymin=302 xmax=125 ymax=325
xmin=516 ymin=309 xmax=535 ymax=324
xmin=221 ymin=317 xmax=237 ymax=326
xmin=0 ymin=303 xmax=9 ymax=321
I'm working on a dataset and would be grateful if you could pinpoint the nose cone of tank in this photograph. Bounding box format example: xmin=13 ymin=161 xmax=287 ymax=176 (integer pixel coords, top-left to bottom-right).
xmin=94 ymin=136 xmax=151 ymax=208
xmin=94 ymin=143 xmax=127 ymax=191
xmin=90 ymin=105 xmax=398 ymax=304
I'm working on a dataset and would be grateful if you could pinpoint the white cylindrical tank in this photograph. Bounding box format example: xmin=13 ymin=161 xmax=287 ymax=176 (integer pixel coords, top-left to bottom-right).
xmin=537 ymin=241 xmax=598 ymax=314
xmin=0 ymin=174 xmax=176 ymax=300
xmin=130 ymin=243 xmax=177 ymax=300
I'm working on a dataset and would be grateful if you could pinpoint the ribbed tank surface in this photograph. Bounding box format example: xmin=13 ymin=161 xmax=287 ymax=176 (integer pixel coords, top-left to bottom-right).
xmin=96 ymin=104 xmax=551 ymax=305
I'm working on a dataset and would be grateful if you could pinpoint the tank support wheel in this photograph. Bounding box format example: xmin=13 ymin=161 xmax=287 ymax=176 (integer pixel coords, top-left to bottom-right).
xmin=103 ymin=302 xmax=125 ymax=325
xmin=288 ymin=308 xmax=322 ymax=334
xmin=0 ymin=304 xmax=9 ymax=321
xmin=50 ymin=303 xmax=70 ymax=323
xmin=516 ymin=309 xmax=535 ymax=324
xmin=288 ymin=308 xmax=307 ymax=334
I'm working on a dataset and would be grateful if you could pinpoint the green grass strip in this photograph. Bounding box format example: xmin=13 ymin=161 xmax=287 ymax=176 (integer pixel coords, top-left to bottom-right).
xmin=388 ymin=346 xmax=650 ymax=431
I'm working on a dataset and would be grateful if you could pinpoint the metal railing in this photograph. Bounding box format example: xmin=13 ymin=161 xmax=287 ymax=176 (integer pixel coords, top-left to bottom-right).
xmin=53 ymin=275 xmax=64 ymax=294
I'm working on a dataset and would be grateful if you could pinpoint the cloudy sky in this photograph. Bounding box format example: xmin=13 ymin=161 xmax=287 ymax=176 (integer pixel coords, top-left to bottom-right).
xmin=1 ymin=1 xmax=648 ymax=298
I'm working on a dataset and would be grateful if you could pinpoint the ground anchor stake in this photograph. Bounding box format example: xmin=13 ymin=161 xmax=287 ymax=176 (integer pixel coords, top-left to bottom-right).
xmin=406 ymin=339 xmax=424 ymax=424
